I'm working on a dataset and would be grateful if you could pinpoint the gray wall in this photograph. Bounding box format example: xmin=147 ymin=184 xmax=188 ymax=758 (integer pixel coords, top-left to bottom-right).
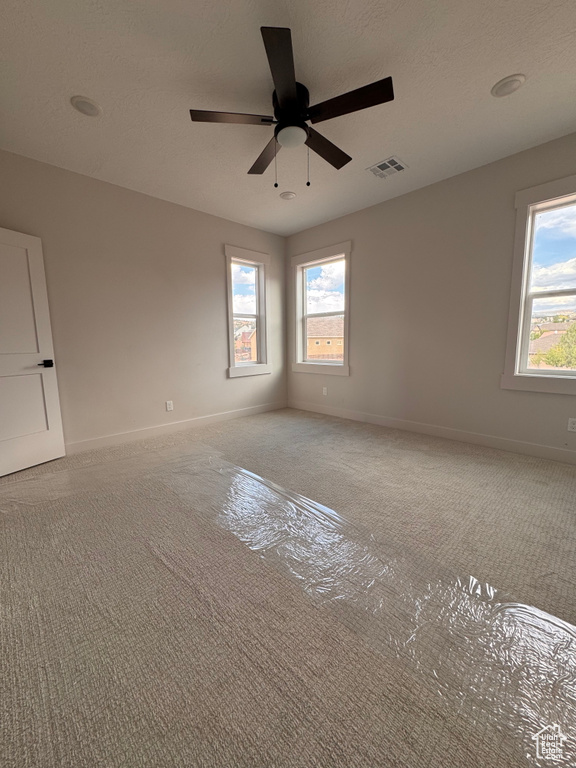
xmin=0 ymin=150 xmax=286 ymax=448
xmin=286 ymin=132 xmax=576 ymax=461
xmin=3 ymin=131 xmax=576 ymax=460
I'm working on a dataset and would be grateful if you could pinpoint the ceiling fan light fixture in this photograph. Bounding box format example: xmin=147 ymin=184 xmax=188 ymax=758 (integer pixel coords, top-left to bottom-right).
xmin=276 ymin=125 xmax=308 ymax=148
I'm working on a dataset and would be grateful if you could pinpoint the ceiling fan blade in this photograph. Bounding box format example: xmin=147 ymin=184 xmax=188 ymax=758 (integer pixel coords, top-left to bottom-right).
xmin=308 ymin=76 xmax=394 ymax=124
xmin=260 ymin=27 xmax=298 ymax=111
xmin=190 ymin=110 xmax=274 ymax=125
xmin=305 ymin=128 xmax=351 ymax=170
xmin=248 ymin=136 xmax=280 ymax=174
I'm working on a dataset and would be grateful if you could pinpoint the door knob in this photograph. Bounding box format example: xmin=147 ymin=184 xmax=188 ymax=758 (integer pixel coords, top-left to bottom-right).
xmin=37 ymin=359 xmax=54 ymax=368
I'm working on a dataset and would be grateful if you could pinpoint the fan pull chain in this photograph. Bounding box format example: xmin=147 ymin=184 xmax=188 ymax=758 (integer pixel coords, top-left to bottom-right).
xmin=274 ymin=141 xmax=278 ymax=188
xmin=306 ymin=146 xmax=311 ymax=187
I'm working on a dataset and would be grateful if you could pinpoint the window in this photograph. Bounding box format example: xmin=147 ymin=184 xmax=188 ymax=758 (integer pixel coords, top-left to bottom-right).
xmin=225 ymin=245 xmax=271 ymax=378
xmin=292 ymin=241 xmax=351 ymax=376
xmin=502 ymin=175 xmax=576 ymax=394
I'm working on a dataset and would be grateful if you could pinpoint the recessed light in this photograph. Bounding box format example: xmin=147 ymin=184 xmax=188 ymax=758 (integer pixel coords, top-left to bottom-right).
xmin=491 ymin=74 xmax=526 ymax=98
xmin=70 ymin=95 xmax=102 ymax=117
xmin=279 ymin=191 xmax=296 ymax=200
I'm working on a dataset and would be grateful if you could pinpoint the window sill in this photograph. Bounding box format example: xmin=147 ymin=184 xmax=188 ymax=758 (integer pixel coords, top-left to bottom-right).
xmin=500 ymin=371 xmax=576 ymax=396
xmin=292 ymin=362 xmax=350 ymax=376
xmin=228 ymin=364 xmax=272 ymax=378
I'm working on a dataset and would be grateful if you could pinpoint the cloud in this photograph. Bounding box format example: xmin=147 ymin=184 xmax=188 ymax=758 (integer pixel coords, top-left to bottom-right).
xmin=306 ymin=261 xmax=345 ymax=313
xmin=306 ymin=290 xmax=345 ymax=314
xmin=532 ymin=256 xmax=576 ymax=291
xmin=533 ymin=294 xmax=576 ymax=315
xmin=307 ymin=261 xmax=345 ymax=292
xmin=535 ymin=206 xmax=576 ymax=238
xmin=232 ymin=264 xmax=256 ymax=285
xmin=233 ymin=293 xmax=257 ymax=314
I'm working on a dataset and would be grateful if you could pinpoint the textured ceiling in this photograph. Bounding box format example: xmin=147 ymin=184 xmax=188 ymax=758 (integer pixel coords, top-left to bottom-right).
xmin=1 ymin=0 xmax=575 ymax=235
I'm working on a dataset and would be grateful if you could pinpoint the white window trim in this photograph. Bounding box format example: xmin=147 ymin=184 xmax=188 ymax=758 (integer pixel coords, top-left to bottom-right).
xmin=291 ymin=241 xmax=351 ymax=376
xmin=502 ymin=174 xmax=576 ymax=396
xmin=225 ymin=244 xmax=271 ymax=378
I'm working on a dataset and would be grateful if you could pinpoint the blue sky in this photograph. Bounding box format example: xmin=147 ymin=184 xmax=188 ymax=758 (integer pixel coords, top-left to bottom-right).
xmin=531 ymin=204 xmax=576 ymax=287
xmin=530 ymin=203 xmax=576 ymax=315
xmin=232 ymin=260 xmax=346 ymax=315
xmin=232 ymin=264 xmax=256 ymax=314
xmin=305 ymin=260 xmax=345 ymax=314
xmin=533 ymin=227 xmax=575 ymax=269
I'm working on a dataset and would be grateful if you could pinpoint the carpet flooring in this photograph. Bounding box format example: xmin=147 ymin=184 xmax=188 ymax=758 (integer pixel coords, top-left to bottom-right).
xmin=1 ymin=409 xmax=575 ymax=767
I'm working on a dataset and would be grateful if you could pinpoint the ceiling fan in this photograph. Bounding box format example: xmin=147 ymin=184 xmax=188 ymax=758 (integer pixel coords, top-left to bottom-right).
xmin=190 ymin=27 xmax=394 ymax=175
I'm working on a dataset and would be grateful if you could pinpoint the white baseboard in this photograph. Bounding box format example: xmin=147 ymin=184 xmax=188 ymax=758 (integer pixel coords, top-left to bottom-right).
xmin=288 ymin=400 xmax=576 ymax=466
xmin=66 ymin=401 xmax=287 ymax=454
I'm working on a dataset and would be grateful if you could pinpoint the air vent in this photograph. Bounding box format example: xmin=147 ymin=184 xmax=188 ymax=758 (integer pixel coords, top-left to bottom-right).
xmin=367 ymin=156 xmax=407 ymax=179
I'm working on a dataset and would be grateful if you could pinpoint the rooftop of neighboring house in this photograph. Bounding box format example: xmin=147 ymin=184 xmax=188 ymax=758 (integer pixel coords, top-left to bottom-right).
xmin=532 ymin=322 xmax=573 ymax=333
xmin=529 ymin=333 xmax=567 ymax=355
xmin=233 ymin=330 xmax=255 ymax=344
xmin=234 ymin=325 xmax=255 ymax=340
xmin=306 ymin=315 xmax=344 ymax=338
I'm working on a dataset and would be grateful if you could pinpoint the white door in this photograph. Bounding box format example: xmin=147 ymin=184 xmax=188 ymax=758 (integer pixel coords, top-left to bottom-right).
xmin=0 ymin=227 xmax=65 ymax=476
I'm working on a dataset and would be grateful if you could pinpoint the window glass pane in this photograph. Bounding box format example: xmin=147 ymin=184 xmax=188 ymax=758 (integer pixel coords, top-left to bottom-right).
xmin=530 ymin=202 xmax=576 ymax=292
xmin=304 ymin=259 xmax=345 ymax=314
xmin=233 ymin=317 xmax=258 ymax=364
xmin=527 ymin=295 xmax=576 ymax=371
xmin=232 ymin=262 xmax=257 ymax=314
xmin=305 ymin=314 xmax=344 ymax=361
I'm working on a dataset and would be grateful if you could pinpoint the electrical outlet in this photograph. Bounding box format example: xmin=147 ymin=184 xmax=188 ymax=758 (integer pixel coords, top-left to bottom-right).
xmin=568 ymin=418 xmax=576 ymax=432
xmin=166 ymin=400 xmax=174 ymax=412
xmin=322 ymin=387 xmax=328 ymax=396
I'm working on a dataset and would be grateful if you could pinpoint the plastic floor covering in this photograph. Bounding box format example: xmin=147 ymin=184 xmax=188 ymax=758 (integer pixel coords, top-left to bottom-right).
xmin=1 ymin=443 xmax=575 ymax=766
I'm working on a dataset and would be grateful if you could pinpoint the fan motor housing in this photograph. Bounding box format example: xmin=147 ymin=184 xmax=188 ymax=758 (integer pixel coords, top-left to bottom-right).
xmin=273 ymin=82 xmax=310 ymax=129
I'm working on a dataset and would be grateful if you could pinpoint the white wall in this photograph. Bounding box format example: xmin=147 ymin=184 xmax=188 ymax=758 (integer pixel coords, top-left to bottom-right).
xmin=0 ymin=149 xmax=286 ymax=450
xmin=4 ymin=131 xmax=576 ymax=463
xmin=286 ymin=132 xmax=576 ymax=463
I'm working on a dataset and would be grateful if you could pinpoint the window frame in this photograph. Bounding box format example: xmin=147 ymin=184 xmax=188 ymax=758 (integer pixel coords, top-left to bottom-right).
xmin=225 ymin=245 xmax=271 ymax=378
xmin=291 ymin=241 xmax=351 ymax=376
xmin=502 ymin=174 xmax=576 ymax=395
